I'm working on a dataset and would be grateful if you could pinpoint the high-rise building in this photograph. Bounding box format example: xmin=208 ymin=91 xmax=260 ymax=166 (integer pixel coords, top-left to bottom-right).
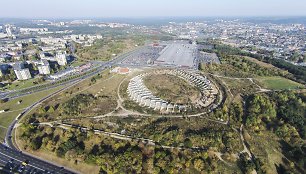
xmin=56 ymin=52 xmax=67 ymax=66
xmin=5 ymin=26 xmax=12 ymax=36
xmin=37 ymin=60 xmax=51 ymax=75
xmin=13 ymin=62 xmax=32 ymax=80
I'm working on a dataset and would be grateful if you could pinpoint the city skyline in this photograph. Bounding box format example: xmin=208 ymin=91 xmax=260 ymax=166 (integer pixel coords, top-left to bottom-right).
xmin=1 ymin=0 xmax=306 ymax=18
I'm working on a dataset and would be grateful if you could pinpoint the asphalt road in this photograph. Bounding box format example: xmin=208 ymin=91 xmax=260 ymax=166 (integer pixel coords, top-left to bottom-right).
xmin=0 ymin=47 xmax=146 ymax=174
xmin=0 ymin=46 xmax=145 ymax=100
xmin=4 ymin=80 xmax=81 ymax=150
xmin=0 ymin=45 xmax=199 ymax=173
xmin=0 ymin=144 xmax=73 ymax=174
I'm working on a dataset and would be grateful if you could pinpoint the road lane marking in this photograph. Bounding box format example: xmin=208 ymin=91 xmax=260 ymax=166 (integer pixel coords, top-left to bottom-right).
xmin=0 ymin=158 xmax=7 ymax=164
xmin=0 ymin=151 xmax=45 ymax=171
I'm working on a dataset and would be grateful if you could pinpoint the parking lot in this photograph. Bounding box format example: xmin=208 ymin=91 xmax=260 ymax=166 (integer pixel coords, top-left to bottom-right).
xmin=156 ymin=42 xmax=197 ymax=68
xmin=119 ymin=46 xmax=165 ymax=66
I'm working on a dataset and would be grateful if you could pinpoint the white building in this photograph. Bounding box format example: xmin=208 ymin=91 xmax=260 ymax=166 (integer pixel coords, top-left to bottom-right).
xmin=20 ymin=28 xmax=48 ymax=33
xmin=5 ymin=27 xmax=12 ymax=36
xmin=49 ymin=68 xmax=76 ymax=80
xmin=13 ymin=62 xmax=32 ymax=80
xmin=0 ymin=33 xmax=7 ymax=39
xmin=56 ymin=52 xmax=67 ymax=66
xmin=14 ymin=66 xmax=31 ymax=80
xmin=40 ymin=52 xmax=56 ymax=61
xmin=37 ymin=60 xmax=50 ymax=75
xmin=14 ymin=69 xmax=31 ymax=80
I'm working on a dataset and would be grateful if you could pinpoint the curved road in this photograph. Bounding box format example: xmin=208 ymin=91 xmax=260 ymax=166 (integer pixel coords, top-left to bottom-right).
xmin=1 ymin=47 xmax=146 ymax=174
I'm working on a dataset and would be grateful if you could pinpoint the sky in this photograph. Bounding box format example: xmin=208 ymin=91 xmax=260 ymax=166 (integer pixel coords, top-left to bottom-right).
xmin=1 ymin=0 xmax=306 ymax=18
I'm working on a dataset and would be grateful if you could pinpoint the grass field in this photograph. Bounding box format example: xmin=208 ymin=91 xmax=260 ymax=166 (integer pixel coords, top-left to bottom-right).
xmin=0 ymin=127 xmax=7 ymax=142
xmin=0 ymin=86 xmax=63 ymax=141
xmin=70 ymin=60 xmax=86 ymax=67
xmin=0 ymin=110 xmax=20 ymax=128
xmin=256 ymin=76 xmax=304 ymax=90
xmin=2 ymin=77 xmax=48 ymax=91
xmin=247 ymin=130 xmax=287 ymax=174
xmin=219 ymin=77 xmax=258 ymax=96
xmin=243 ymin=56 xmax=276 ymax=69
xmin=27 ymin=70 xmax=124 ymax=121
xmin=0 ymin=86 xmax=63 ymax=113
xmin=144 ymin=74 xmax=200 ymax=104
xmin=77 ymin=38 xmax=137 ymax=61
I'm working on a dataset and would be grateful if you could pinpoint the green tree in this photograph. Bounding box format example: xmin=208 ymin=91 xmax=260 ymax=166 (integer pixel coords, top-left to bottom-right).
xmin=194 ymin=158 xmax=205 ymax=171
xmin=184 ymin=138 xmax=193 ymax=148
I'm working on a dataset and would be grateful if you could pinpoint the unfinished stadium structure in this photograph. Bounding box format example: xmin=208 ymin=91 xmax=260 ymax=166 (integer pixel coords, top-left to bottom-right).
xmin=127 ymin=69 xmax=219 ymax=113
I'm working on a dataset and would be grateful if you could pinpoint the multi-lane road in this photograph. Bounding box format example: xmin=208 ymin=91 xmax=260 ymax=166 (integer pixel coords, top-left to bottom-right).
xmin=0 ymin=46 xmax=144 ymax=100
xmin=0 ymin=47 xmax=146 ymax=173
xmin=0 ymin=144 xmax=73 ymax=174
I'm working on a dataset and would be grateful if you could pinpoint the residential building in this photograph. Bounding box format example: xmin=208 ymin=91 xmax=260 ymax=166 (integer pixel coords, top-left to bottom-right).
xmin=13 ymin=62 xmax=32 ymax=80
xmin=37 ymin=60 xmax=50 ymax=75
xmin=49 ymin=68 xmax=76 ymax=80
xmin=0 ymin=32 xmax=7 ymax=39
xmin=40 ymin=52 xmax=56 ymax=61
xmin=56 ymin=52 xmax=68 ymax=66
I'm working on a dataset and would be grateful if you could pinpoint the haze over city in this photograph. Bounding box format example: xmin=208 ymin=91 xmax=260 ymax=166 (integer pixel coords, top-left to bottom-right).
xmin=1 ymin=0 xmax=306 ymax=18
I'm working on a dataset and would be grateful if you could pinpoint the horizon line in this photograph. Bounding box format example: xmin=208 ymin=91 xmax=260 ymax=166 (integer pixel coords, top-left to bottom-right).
xmin=1 ymin=15 xmax=306 ymax=20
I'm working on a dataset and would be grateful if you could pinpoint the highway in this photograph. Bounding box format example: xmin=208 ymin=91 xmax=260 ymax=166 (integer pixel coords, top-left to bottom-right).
xmin=0 ymin=46 xmax=146 ymax=174
xmin=1 ymin=80 xmax=82 ymax=174
xmin=4 ymin=79 xmax=82 ymax=149
xmin=0 ymin=46 xmax=144 ymax=100
xmin=0 ymin=144 xmax=72 ymax=174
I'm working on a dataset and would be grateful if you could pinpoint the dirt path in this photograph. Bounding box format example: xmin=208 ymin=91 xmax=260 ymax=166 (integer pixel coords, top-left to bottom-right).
xmin=36 ymin=122 xmax=211 ymax=151
xmin=61 ymin=75 xmax=229 ymax=125
xmin=93 ymin=77 xmax=150 ymax=118
xmin=239 ymin=125 xmax=252 ymax=159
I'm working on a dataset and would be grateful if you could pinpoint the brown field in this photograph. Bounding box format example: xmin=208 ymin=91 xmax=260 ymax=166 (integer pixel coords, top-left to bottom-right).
xmin=144 ymin=74 xmax=200 ymax=105
xmin=219 ymin=77 xmax=259 ymax=96
xmin=23 ymin=69 xmax=126 ymax=123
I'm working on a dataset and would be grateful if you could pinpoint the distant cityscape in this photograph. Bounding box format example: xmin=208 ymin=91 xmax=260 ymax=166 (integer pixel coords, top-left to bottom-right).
xmin=162 ymin=20 xmax=306 ymax=66
xmin=0 ymin=18 xmax=305 ymax=85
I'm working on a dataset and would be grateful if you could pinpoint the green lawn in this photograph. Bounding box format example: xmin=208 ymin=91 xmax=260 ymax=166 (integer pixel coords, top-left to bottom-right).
xmin=70 ymin=60 xmax=86 ymax=67
xmin=0 ymin=111 xmax=19 ymax=128
xmin=0 ymin=127 xmax=7 ymax=142
xmin=3 ymin=78 xmax=47 ymax=91
xmin=0 ymin=86 xmax=64 ymax=142
xmin=256 ymin=76 xmax=304 ymax=90
xmin=0 ymin=86 xmax=62 ymax=112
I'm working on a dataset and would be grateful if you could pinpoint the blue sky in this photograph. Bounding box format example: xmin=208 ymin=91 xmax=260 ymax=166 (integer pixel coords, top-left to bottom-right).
xmin=1 ymin=0 xmax=306 ymax=18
